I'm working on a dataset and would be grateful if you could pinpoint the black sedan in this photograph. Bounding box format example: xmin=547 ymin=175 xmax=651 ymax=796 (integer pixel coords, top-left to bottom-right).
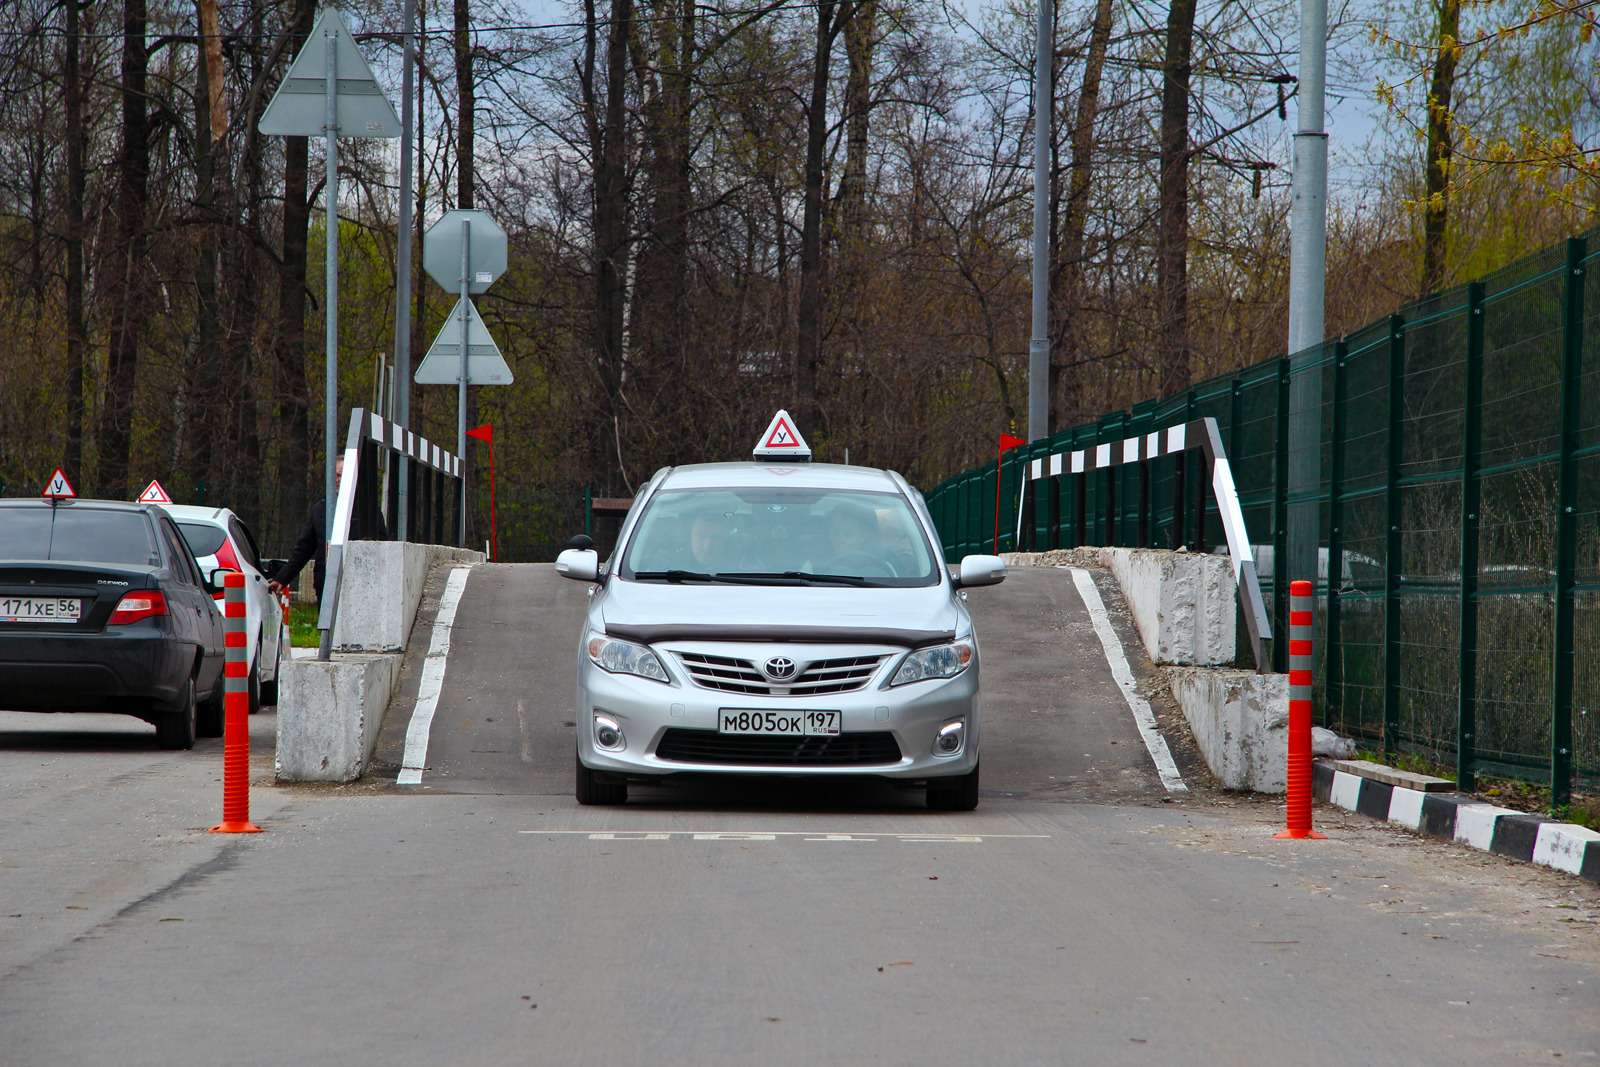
xmin=0 ymin=498 xmax=227 ymax=749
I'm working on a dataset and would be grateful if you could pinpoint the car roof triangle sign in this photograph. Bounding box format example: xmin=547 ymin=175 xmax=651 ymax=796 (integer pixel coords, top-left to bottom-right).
xmin=42 ymin=467 xmax=76 ymax=499
xmin=753 ymin=410 xmax=811 ymax=460
xmin=137 ymin=479 xmax=173 ymax=504
xmin=259 ymin=8 xmax=401 ymax=138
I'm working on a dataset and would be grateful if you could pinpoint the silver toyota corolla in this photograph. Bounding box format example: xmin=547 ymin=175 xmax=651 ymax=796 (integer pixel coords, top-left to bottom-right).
xmin=556 ymin=418 xmax=1005 ymax=810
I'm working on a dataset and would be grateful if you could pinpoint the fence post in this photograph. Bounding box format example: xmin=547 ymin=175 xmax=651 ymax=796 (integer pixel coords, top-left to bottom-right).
xmin=1324 ymin=339 xmax=1349 ymax=730
xmin=1457 ymin=281 xmax=1486 ymax=793
xmin=1552 ymin=236 xmax=1585 ymax=810
xmin=1273 ymin=357 xmax=1291 ymax=672
xmin=1074 ymin=429 xmax=1089 ymax=548
xmin=1383 ymin=313 xmax=1406 ymax=760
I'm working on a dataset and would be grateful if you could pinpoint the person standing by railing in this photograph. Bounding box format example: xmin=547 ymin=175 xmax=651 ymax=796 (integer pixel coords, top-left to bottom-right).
xmin=269 ymin=455 xmax=386 ymax=601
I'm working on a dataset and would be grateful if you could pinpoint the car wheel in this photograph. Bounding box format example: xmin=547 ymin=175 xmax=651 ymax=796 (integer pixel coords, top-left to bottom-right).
xmin=259 ymin=638 xmax=280 ymax=707
xmin=156 ymin=677 xmax=198 ymax=751
xmin=575 ymin=751 xmax=627 ymax=805
xmin=247 ymin=648 xmax=263 ymax=714
xmin=926 ymin=761 xmax=980 ymax=811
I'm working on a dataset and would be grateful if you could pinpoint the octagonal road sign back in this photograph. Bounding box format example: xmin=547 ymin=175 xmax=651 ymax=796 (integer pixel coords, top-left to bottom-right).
xmin=424 ymin=210 xmax=508 ymax=295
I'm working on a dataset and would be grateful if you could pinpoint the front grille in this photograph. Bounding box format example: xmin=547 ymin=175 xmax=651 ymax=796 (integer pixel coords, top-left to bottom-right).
xmin=675 ymin=652 xmax=885 ymax=696
xmin=655 ymin=729 xmax=903 ymax=766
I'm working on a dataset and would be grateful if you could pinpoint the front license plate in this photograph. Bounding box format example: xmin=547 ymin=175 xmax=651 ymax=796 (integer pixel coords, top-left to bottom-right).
xmin=719 ymin=709 xmax=841 ymax=736
xmin=0 ymin=596 xmax=82 ymax=623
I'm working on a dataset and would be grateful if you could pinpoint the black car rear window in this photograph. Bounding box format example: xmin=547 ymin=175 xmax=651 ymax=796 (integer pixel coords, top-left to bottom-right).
xmin=0 ymin=508 xmax=160 ymax=566
xmin=178 ymin=521 xmax=228 ymax=557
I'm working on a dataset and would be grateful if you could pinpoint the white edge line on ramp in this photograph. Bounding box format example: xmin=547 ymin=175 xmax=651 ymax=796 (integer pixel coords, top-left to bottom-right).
xmin=396 ymin=565 xmax=473 ymax=785
xmin=1067 ymin=567 xmax=1188 ymax=794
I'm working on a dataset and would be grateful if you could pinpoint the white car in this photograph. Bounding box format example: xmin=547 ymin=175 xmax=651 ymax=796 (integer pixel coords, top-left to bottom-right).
xmin=165 ymin=505 xmax=287 ymax=712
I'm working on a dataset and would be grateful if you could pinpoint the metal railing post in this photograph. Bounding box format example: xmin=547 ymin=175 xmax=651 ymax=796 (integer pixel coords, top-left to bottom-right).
xmin=1325 ymin=339 xmax=1349 ymax=730
xmin=1552 ymin=236 xmax=1585 ymax=810
xmin=1273 ymin=357 xmax=1291 ymax=672
xmin=1457 ymin=282 xmax=1485 ymax=792
xmin=1383 ymin=313 xmax=1406 ymax=760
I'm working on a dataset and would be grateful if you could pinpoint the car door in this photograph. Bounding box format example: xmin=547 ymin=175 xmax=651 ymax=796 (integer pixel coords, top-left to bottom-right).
xmin=159 ymin=518 xmax=224 ymax=691
xmin=228 ymin=515 xmax=279 ymax=675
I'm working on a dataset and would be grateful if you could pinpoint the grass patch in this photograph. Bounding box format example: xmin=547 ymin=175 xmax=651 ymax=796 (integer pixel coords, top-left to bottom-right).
xmin=289 ymin=602 xmax=320 ymax=648
xmin=1353 ymin=748 xmax=1457 ymax=782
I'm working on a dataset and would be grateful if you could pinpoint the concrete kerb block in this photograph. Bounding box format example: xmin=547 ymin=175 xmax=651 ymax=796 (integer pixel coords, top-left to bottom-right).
xmin=1167 ymin=667 xmax=1288 ymax=792
xmin=276 ymin=653 xmax=400 ymax=782
xmin=332 ymin=542 xmax=484 ymax=652
xmin=1101 ymin=548 xmax=1236 ymax=667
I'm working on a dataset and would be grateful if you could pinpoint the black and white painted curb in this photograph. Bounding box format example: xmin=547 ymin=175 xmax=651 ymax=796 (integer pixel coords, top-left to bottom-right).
xmin=1313 ymin=761 xmax=1600 ymax=884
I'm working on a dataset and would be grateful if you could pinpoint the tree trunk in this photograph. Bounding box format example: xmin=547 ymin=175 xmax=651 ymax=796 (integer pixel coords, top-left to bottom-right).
xmin=1050 ymin=0 xmax=1113 ymax=430
xmin=840 ymin=0 xmax=875 ymax=243
xmin=591 ymin=0 xmax=633 ymax=483
xmin=97 ymin=0 xmax=151 ymax=498
xmin=1156 ymin=0 xmax=1196 ymax=399
xmin=228 ymin=0 xmax=266 ymax=530
xmin=63 ymin=0 xmax=87 ymax=477
xmin=1421 ymin=0 xmax=1460 ymax=299
xmin=796 ymin=1 xmax=854 ymax=438
xmin=185 ymin=25 xmax=223 ymax=497
xmin=454 ymin=0 xmax=474 ymax=208
xmin=274 ymin=0 xmax=316 ymax=537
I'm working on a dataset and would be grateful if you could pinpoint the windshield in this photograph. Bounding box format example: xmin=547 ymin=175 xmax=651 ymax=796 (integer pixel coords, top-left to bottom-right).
xmin=620 ymin=486 xmax=939 ymax=587
xmin=0 ymin=507 xmax=159 ymax=566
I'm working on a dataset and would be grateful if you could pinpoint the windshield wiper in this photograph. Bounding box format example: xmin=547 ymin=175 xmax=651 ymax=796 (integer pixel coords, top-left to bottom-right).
xmin=631 ymin=569 xmax=717 ymax=583
xmin=720 ymin=570 xmax=886 ymax=588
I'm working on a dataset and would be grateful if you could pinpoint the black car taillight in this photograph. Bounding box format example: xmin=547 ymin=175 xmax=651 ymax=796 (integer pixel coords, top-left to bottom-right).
xmin=108 ymin=590 xmax=168 ymax=625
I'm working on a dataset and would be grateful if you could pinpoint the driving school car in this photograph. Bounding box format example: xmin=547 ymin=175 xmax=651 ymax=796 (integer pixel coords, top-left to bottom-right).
xmin=557 ymin=412 xmax=1006 ymax=810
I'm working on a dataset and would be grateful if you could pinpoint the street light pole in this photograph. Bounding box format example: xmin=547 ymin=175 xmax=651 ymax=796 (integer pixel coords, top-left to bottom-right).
xmin=394 ymin=0 xmax=416 ymax=542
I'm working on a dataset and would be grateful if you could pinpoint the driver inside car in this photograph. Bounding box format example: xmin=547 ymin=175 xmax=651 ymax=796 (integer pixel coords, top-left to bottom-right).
xmin=815 ymin=502 xmax=889 ymax=575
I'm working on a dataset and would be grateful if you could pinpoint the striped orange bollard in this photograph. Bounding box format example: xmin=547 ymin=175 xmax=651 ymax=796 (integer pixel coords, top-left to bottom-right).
xmin=1274 ymin=579 xmax=1324 ymax=839
xmin=209 ymin=570 xmax=262 ymax=834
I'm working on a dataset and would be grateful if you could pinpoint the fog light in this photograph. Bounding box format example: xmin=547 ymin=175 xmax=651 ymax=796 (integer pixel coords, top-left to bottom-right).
xmin=933 ymin=720 xmax=964 ymax=756
xmin=594 ymin=713 xmax=625 ymax=751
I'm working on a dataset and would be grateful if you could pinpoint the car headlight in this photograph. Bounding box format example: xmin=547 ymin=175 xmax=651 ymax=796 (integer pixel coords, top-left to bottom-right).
xmin=586 ymin=632 xmax=670 ymax=683
xmin=890 ymin=639 xmax=974 ymax=686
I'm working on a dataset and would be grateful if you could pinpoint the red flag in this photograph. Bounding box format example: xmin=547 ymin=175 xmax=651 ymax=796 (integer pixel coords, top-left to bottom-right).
xmin=998 ymin=432 xmax=1025 ymax=452
xmin=994 ymin=433 xmax=1025 ymax=552
xmin=466 ymin=423 xmax=493 ymax=443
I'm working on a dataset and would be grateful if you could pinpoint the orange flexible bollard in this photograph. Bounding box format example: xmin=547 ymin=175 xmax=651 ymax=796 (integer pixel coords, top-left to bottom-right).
xmin=210 ymin=570 xmax=262 ymax=834
xmin=1275 ymin=579 xmax=1324 ymax=840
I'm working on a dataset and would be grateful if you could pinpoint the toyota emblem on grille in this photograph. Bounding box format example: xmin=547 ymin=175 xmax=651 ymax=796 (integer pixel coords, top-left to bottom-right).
xmin=763 ymin=657 xmax=798 ymax=681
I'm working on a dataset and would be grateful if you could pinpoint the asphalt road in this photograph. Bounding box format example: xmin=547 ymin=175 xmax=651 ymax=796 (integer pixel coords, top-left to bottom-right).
xmin=2 ymin=564 xmax=1596 ymax=1065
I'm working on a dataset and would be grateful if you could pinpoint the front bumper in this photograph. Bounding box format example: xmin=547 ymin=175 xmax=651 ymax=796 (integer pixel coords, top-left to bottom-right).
xmin=576 ymin=644 xmax=980 ymax=781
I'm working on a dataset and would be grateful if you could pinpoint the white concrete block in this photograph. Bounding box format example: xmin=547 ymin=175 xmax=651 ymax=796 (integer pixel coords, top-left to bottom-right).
xmin=1453 ymin=803 xmax=1515 ymax=851
xmin=1329 ymin=770 xmax=1363 ymax=811
xmin=331 ymin=542 xmax=483 ymax=652
xmin=1532 ymin=822 xmax=1600 ymax=875
xmin=1387 ymin=786 xmax=1426 ymax=830
xmin=1167 ymin=668 xmax=1287 ymax=792
xmin=276 ymin=653 xmax=400 ymax=782
xmin=1102 ymin=548 xmax=1236 ymax=666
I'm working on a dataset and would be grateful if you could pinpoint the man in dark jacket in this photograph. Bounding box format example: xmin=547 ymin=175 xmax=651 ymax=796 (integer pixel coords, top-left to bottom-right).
xmin=270 ymin=456 xmax=388 ymax=601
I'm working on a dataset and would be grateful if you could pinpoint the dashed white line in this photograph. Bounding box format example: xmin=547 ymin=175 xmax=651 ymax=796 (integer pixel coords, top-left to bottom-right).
xmin=396 ymin=566 xmax=473 ymax=785
xmin=1068 ymin=567 xmax=1188 ymax=794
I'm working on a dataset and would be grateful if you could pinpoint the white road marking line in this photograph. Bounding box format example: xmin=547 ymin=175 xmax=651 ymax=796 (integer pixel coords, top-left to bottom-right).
xmin=1068 ymin=568 xmax=1189 ymax=794
xmin=518 ymin=830 xmax=1049 ymax=840
xmin=396 ymin=566 xmax=473 ymax=785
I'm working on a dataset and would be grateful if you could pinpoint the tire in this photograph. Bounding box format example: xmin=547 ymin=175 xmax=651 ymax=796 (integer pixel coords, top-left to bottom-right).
xmin=926 ymin=761 xmax=980 ymax=811
xmin=196 ymin=674 xmax=224 ymax=738
xmin=259 ymin=638 xmax=280 ymax=707
xmin=246 ymin=647 xmax=264 ymax=714
xmin=155 ymin=677 xmax=198 ymax=751
xmin=575 ymin=751 xmax=628 ymax=806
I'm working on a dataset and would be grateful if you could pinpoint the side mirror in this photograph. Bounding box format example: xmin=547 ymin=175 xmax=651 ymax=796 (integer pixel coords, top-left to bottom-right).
xmin=954 ymin=554 xmax=1006 ymax=589
xmin=555 ymin=548 xmax=600 ymax=582
xmin=562 ymin=534 xmax=596 ymax=552
xmin=204 ymin=567 xmax=237 ymax=595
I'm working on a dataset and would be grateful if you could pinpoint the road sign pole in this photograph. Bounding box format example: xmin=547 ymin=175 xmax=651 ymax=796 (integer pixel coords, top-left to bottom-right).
xmin=394 ymin=0 xmax=416 ymax=542
xmin=458 ymin=219 xmax=470 ymax=547
xmin=323 ymin=24 xmax=339 ymax=541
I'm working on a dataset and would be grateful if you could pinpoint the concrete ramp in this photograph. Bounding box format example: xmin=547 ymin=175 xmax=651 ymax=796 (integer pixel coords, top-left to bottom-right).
xmin=371 ymin=563 xmax=1186 ymax=803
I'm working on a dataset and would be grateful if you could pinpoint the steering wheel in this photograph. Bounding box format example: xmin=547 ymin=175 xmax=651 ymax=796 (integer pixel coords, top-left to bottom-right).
xmin=821 ymin=551 xmax=898 ymax=578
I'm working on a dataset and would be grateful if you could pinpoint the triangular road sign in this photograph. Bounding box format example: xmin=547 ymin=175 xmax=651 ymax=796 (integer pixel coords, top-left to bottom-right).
xmin=753 ymin=410 xmax=811 ymax=460
xmin=42 ymin=467 xmax=76 ymax=499
xmin=136 ymin=480 xmax=173 ymax=504
xmin=260 ymin=8 xmax=401 ymax=138
xmin=415 ymin=297 xmax=514 ymax=385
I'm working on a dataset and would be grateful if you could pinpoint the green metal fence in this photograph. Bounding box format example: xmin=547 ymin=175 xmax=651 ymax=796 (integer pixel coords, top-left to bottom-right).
xmin=925 ymin=232 xmax=1600 ymax=807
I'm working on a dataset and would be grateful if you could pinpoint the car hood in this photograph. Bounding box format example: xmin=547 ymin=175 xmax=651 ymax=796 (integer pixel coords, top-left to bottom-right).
xmin=596 ymin=578 xmax=964 ymax=648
